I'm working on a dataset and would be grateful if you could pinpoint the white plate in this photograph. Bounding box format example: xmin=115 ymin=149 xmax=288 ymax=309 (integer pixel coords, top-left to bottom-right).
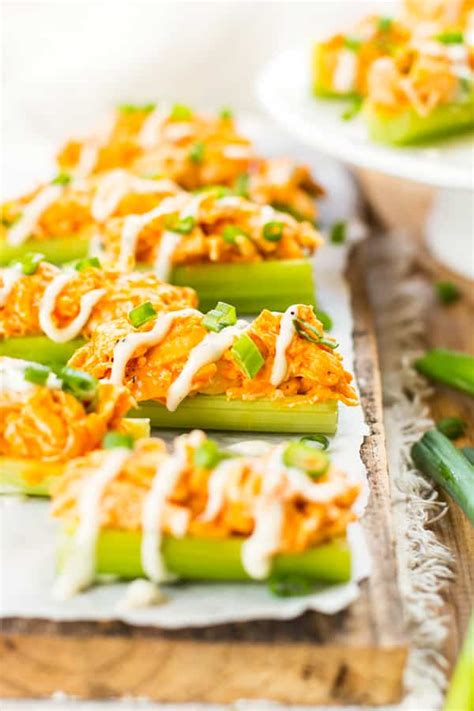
xmin=256 ymin=46 xmax=474 ymax=191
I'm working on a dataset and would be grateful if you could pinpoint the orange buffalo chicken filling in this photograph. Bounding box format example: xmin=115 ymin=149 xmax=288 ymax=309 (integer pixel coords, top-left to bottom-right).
xmin=0 ymin=262 xmax=196 ymax=339
xmin=51 ymin=436 xmax=359 ymax=552
xmin=0 ymin=379 xmax=133 ymax=464
xmin=69 ymin=306 xmax=357 ymax=406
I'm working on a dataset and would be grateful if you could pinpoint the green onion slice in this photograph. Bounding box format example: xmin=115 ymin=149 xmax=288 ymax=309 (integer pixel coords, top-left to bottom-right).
xmin=300 ymin=434 xmax=330 ymax=450
xmin=117 ymin=103 xmax=156 ymax=114
xmin=59 ymin=367 xmax=98 ymax=402
xmin=436 ymin=417 xmax=467 ymax=440
xmin=233 ymin=173 xmax=250 ymax=198
xmin=188 ymin=141 xmax=205 ymax=164
xmin=330 ymin=221 xmax=347 ymax=244
xmin=102 ymin=431 xmax=135 ymax=450
xmin=128 ymin=301 xmax=157 ymax=329
xmin=435 ymin=280 xmax=461 ymax=305
xmin=436 ymin=31 xmax=464 ymax=44
xmin=378 ymin=16 xmax=393 ymax=31
xmin=193 ymin=439 xmax=226 ymax=469
xmin=293 ymin=317 xmax=338 ymax=349
xmin=219 ymin=106 xmax=233 ymax=120
xmin=74 ymin=256 xmax=101 ymax=272
xmin=166 ymin=215 xmax=196 ymax=234
xmin=344 ymin=36 xmax=362 ymax=51
xmin=170 ymin=103 xmax=193 ymax=121
xmin=202 ymin=301 xmax=237 ymax=332
xmin=221 ymin=225 xmax=248 ymax=244
xmin=52 ymin=173 xmax=72 ymax=186
xmin=283 ymin=441 xmax=329 ymax=478
xmin=268 ymin=574 xmax=314 ymax=597
xmin=341 ymin=96 xmax=363 ymax=121
xmin=13 ymin=251 xmax=45 ymax=276
xmin=194 ymin=185 xmax=232 ymax=198
xmin=262 ymin=221 xmax=284 ymax=242
xmin=24 ymin=362 xmax=51 ymax=386
xmin=230 ymin=333 xmax=265 ymax=379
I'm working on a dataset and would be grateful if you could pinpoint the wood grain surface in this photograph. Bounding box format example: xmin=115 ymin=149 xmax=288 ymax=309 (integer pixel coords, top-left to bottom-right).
xmin=0 ymin=242 xmax=408 ymax=705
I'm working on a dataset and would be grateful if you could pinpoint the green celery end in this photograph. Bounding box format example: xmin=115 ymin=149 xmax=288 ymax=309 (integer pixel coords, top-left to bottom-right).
xmin=0 ymin=236 xmax=90 ymax=266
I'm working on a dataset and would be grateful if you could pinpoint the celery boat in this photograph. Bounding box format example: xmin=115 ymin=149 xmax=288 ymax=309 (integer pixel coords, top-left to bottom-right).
xmin=132 ymin=395 xmax=338 ymax=434
xmin=0 ymin=335 xmax=85 ymax=367
xmin=0 ymin=419 xmax=151 ymax=497
xmin=58 ymin=528 xmax=352 ymax=583
xmin=363 ymin=94 xmax=474 ymax=145
xmin=0 ymin=235 xmax=89 ymax=266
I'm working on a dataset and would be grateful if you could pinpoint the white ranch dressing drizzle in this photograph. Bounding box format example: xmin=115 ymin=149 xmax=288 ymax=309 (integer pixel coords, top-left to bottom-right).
xmin=7 ymin=185 xmax=63 ymax=246
xmin=153 ymin=230 xmax=182 ymax=281
xmin=138 ymin=103 xmax=171 ymax=149
xmin=117 ymin=194 xmax=189 ymax=270
xmin=166 ymin=319 xmax=248 ymax=412
xmin=0 ymin=265 xmax=22 ymax=307
xmin=241 ymin=447 xmax=286 ymax=579
xmin=53 ymin=448 xmax=131 ymax=600
xmin=0 ymin=356 xmax=61 ymax=393
xmin=222 ymin=144 xmax=252 ymax=159
xmin=270 ymin=304 xmax=298 ymax=387
xmin=284 ymin=466 xmax=348 ymax=503
xmin=108 ymin=308 xmax=201 ymax=386
xmin=333 ymin=49 xmax=358 ymax=93
xmin=199 ymin=458 xmax=242 ymax=523
xmin=141 ymin=431 xmax=203 ymax=582
xmin=38 ymin=269 xmax=106 ymax=343
xmin=91 ymin=169 xmax=178 ymax=222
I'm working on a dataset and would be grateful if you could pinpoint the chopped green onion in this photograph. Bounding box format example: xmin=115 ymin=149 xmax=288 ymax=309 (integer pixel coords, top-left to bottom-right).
xmin=330 ymin=221 xmax=347 ymax=244
xmin=342 ymin=96 xmax=363 ymax=121
xmin=436 ymin=31 xmax=464 ymax=44
xmin=128 ymin=301 xmax=157 ymax=328
xmin=315 ymin=309 xmax=333 ymax=332
xmin=166 ymin=215 xmax=196 ymax=234
xmin=221 ymin=225 xmax=248 ymax=244
xmin=219 ymin=106 xmax=233 ymax=120
xmin=60 ymin=367 xmax=98 ymax=402
xmin=102 ymin=431 xmax=135 ymax=450
xmin=117 ymin=103 xmax=156 ymax=114
xmin=462 ymin=447 xmax=474 ymax=465
xmin=170 ymin=103 xmax=193 ymax=121
xmin=300 ymin=434 xmax=329 ymax=450
xmin=435 ymin=280 xmax=462 ymax=305
xmin=378 ymin=16 xmax=393 ymax=31
xmin=14 ymin=251 xmax=45 ymax=275
xmin=74 ymin=256 xmax=101 ymax=272
xmin=195 ymin=185 xmax=232 ymax=198
xmin=193 ymin=439 xmax=225 ymax=469
xmin=52 ymin=173 xmax=72 ymax=186
xmin=233 ymin=173 xmax=249 ymax=197
xmin=24 ymin=362 xmax=51 ymax=386
xmin=283 ymin=441 xmax=329 ymax=477
xmin=268 ymin=574 xmax=314 ymax=597
xmin=230 ymin=333 xmax=265 ymax=379
xmin=344 ymin=36 xmax=362 ymax=51
xmin=436 ymin=417 xmax=467 ymax=440
xmin=188 ymin=141 xmax=205 ymax=164
xmin=262 ymin=221 xmax=284 ymax=242
xmin=293 ymin=317 xmax=338 ymax=349
xmin=202 ymin=301 xmax=237 ymax=332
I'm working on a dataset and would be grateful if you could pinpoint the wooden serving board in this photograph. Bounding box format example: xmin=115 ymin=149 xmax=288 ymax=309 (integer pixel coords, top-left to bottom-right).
xmin=0 ymin=242 xmax=408 ymax=706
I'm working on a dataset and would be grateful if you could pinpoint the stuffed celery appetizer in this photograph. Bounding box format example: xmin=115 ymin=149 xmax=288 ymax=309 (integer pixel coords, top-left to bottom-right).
xmin=0 ymin=257 xmax=196 ymax=365
xmin=363 ymin=38 xmax=474 ymax=144
xmin=312 ymin=14 xmax=410 ymax=99
xmin=57 ymin=104 xmax=323 ymax=223
xmin=0 ymin=356 xmax=149 ymax=496
xmin=0 ymin=169 xmax=183 ymax=265
xmin=99 ymin=190 xmax=322 ymax=311
xmin=68 ymin=302 xmax=357 ymax=434
xmin=51 ymin=430 xmax=360 ymax=598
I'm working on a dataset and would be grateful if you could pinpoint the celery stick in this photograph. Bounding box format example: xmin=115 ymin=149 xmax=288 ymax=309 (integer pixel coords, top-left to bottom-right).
xmin=0 ymin=335 xmax=85 ymax=366
xmin=363 ymin=95 xmax=474 ymax=145
xmin=444 ymin=614 xmax=474 ymax=711
xmin=0 ymin=420 xmax=149 ymax=497
xmin=58 ymin=528 xmax=352 ymax=583
xmin=415 ymin=349 xmax=474 ymax=397
xmin=131 ymin=395 xmax=338 ymax=434
xmin=0 ymin=236 xmax=89 ymax=266
xmin=171 ymin=259 xmax=317 ymax=312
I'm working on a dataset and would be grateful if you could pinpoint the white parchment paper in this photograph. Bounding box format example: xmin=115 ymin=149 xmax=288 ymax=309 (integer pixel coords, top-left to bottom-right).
xmin=0 ymin=118 xmax=370 ymax=628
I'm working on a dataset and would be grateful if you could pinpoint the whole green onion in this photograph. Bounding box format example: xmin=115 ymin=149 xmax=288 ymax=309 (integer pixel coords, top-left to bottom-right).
xmin=436 ymin=417 xmax=467 ymax=440
xmin=102 ymin=431 xmax=135 ymax=450
xmin=262 ymin=221 xmax=284 ymax=242
xmin=230 ymin=333 xmax=265 ymax=378
xmin=128 ymin=301 xmax=157 ymax=329
xmin=24 ymin=363 xmax=51 ymax=386
xmin=415 ymin=349 xmax=474 ymax=397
